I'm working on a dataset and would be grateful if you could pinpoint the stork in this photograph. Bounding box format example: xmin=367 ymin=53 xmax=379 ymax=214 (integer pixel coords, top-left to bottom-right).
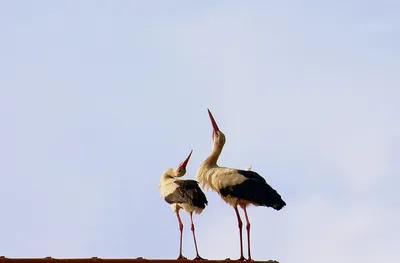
xmin=196 ymin=109 xmax=286 ymax=261
xmin=159 ymin=150 xmax=208 ymax=260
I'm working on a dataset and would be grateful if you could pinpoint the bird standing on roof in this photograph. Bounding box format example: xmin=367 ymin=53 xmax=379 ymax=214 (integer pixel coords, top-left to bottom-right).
xmin=159 ymin=150 xmax=208 ymax=260
xmin=196 ymin=109 xmax=286 ymax=261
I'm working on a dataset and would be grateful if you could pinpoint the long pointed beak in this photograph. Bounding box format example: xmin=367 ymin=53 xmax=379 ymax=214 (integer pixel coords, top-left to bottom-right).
xmin=207 ymin=108 xmax=220 ymax=133
xmin=178 ymin=150 xmax=193 ymax=169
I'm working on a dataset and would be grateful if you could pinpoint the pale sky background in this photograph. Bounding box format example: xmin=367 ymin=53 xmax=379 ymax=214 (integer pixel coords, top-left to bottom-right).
xmin=1 ymin=1 xmax=399 ymax=263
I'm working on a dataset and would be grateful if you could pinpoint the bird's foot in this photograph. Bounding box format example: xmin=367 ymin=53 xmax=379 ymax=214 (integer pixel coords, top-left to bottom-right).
xmin=246 ymin=258 xmax=254 ymax=262
xmin=177 ymin=255 xmax=187 ymax=260
xmin=237 ymin=256 xmax=247 ymax=261
xmin=193 ymin=255 xmax=207 ymax=260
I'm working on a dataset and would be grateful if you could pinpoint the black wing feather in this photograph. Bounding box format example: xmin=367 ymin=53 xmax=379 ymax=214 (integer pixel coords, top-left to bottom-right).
xmin=237 ymin=169 xmax=267 ymax=183
xmin=220 ymin=171 xmax=286 ymax=210
xmin=164 ymin=179 xmax=208 ymax=209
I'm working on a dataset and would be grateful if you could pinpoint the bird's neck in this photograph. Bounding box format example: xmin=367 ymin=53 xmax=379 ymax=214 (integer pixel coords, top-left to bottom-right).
xmin=203 ymin=142 xmax=223 ymax=167
xmin=159 ymin=170 xmax=176 ymax=186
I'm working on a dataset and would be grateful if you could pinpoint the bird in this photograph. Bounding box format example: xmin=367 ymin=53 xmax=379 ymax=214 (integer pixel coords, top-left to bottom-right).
xmin=159 ymin=150 xmax=208 ymax=260
xmin=196 ymin=109 xmax=286 ymax=261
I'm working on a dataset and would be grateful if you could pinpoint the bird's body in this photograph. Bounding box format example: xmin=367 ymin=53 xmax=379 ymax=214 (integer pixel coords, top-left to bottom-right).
xmin=197 ymin=165 xmax=285 ymax=210
xmin=197 ymin=166 xmax=247 ymax=206
xmin=197 ymin=109 xmax=286 ymax=261
xmin=159 ymin=151 xmax=207 ymax=260
xmin=159 ymin=175 xmax=207 ymax=215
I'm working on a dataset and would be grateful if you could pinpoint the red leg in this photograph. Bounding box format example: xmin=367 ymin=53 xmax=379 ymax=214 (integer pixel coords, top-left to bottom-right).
xmin=190 ymin=212 xmax=205 ymax=260
xmin=242 ymin=206 xmax=252 ymax=261
xmin=234 ymin=206 xmax=246 ymax=261
xmin=176 ymin=210 xmax=186 ymax=260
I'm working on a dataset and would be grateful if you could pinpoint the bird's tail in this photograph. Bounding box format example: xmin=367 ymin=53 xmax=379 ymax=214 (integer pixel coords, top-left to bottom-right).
xmin=272 ymin=198 xmax=286 ymax=210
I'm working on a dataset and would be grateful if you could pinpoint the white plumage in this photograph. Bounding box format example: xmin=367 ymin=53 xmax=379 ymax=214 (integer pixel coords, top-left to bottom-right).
xmin=159 ymin=168 xmax=206 ymax=215
xmin=197 ymin=109 xmax=286 ymax=261
xmin=159 ymin=150 xmax=208 ymax=260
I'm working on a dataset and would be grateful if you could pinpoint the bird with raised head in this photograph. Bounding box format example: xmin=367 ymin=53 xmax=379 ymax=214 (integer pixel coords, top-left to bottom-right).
xmin=196 ymin=109 xmax=286 ymax=261
xmin=159 ymin=150 xmax=208 ymax=260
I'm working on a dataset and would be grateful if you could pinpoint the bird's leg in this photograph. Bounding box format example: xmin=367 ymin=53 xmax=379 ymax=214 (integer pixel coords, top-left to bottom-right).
xmin=190 ymin=212 xmax=205 ymax=260
xmin=242 ymin=205 xmax=252 ymax=261
xmin=176 ymin=210 xmax=186 ymax=260
xmin=234 ymin=206 xmax=246 ymax=261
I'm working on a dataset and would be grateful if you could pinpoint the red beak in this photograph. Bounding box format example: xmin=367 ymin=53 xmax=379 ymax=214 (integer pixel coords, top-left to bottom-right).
xmin=207 ymin=108 xmax=220 ymax=133
xmin=178 ymin=150 xmax=193 ymax=169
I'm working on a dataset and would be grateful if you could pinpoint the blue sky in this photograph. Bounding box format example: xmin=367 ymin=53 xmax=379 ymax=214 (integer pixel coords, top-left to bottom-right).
xmin=1 ymin=1 xmax=399 ymax=262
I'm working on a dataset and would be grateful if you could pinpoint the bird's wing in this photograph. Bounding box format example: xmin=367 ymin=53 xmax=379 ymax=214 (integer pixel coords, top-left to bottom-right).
xmin=165 ymin=179 xmax=208 ymax=208
xmin=236 ymin=169 xmax=266 ymax=183
xmin=220 ymin=177 xmax=286 ymax=210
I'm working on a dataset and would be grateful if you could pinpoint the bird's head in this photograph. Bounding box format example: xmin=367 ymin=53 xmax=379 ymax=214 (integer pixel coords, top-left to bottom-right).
xmin=208 ymin=109 xmax=226 ymax=147
xmin=174 ymin=150 xmax=193 ymax=177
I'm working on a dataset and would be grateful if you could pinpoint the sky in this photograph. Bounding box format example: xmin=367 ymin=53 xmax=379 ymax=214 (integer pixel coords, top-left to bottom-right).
xmin=1 ymin=1 xmax=399 ymax=262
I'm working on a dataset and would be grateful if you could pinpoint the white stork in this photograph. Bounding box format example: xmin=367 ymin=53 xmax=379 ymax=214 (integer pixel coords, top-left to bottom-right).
xmin=196 ymin=109 xmax=286 ymax=261
xmin=159 ymin=150 xmax=208 ymax=260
